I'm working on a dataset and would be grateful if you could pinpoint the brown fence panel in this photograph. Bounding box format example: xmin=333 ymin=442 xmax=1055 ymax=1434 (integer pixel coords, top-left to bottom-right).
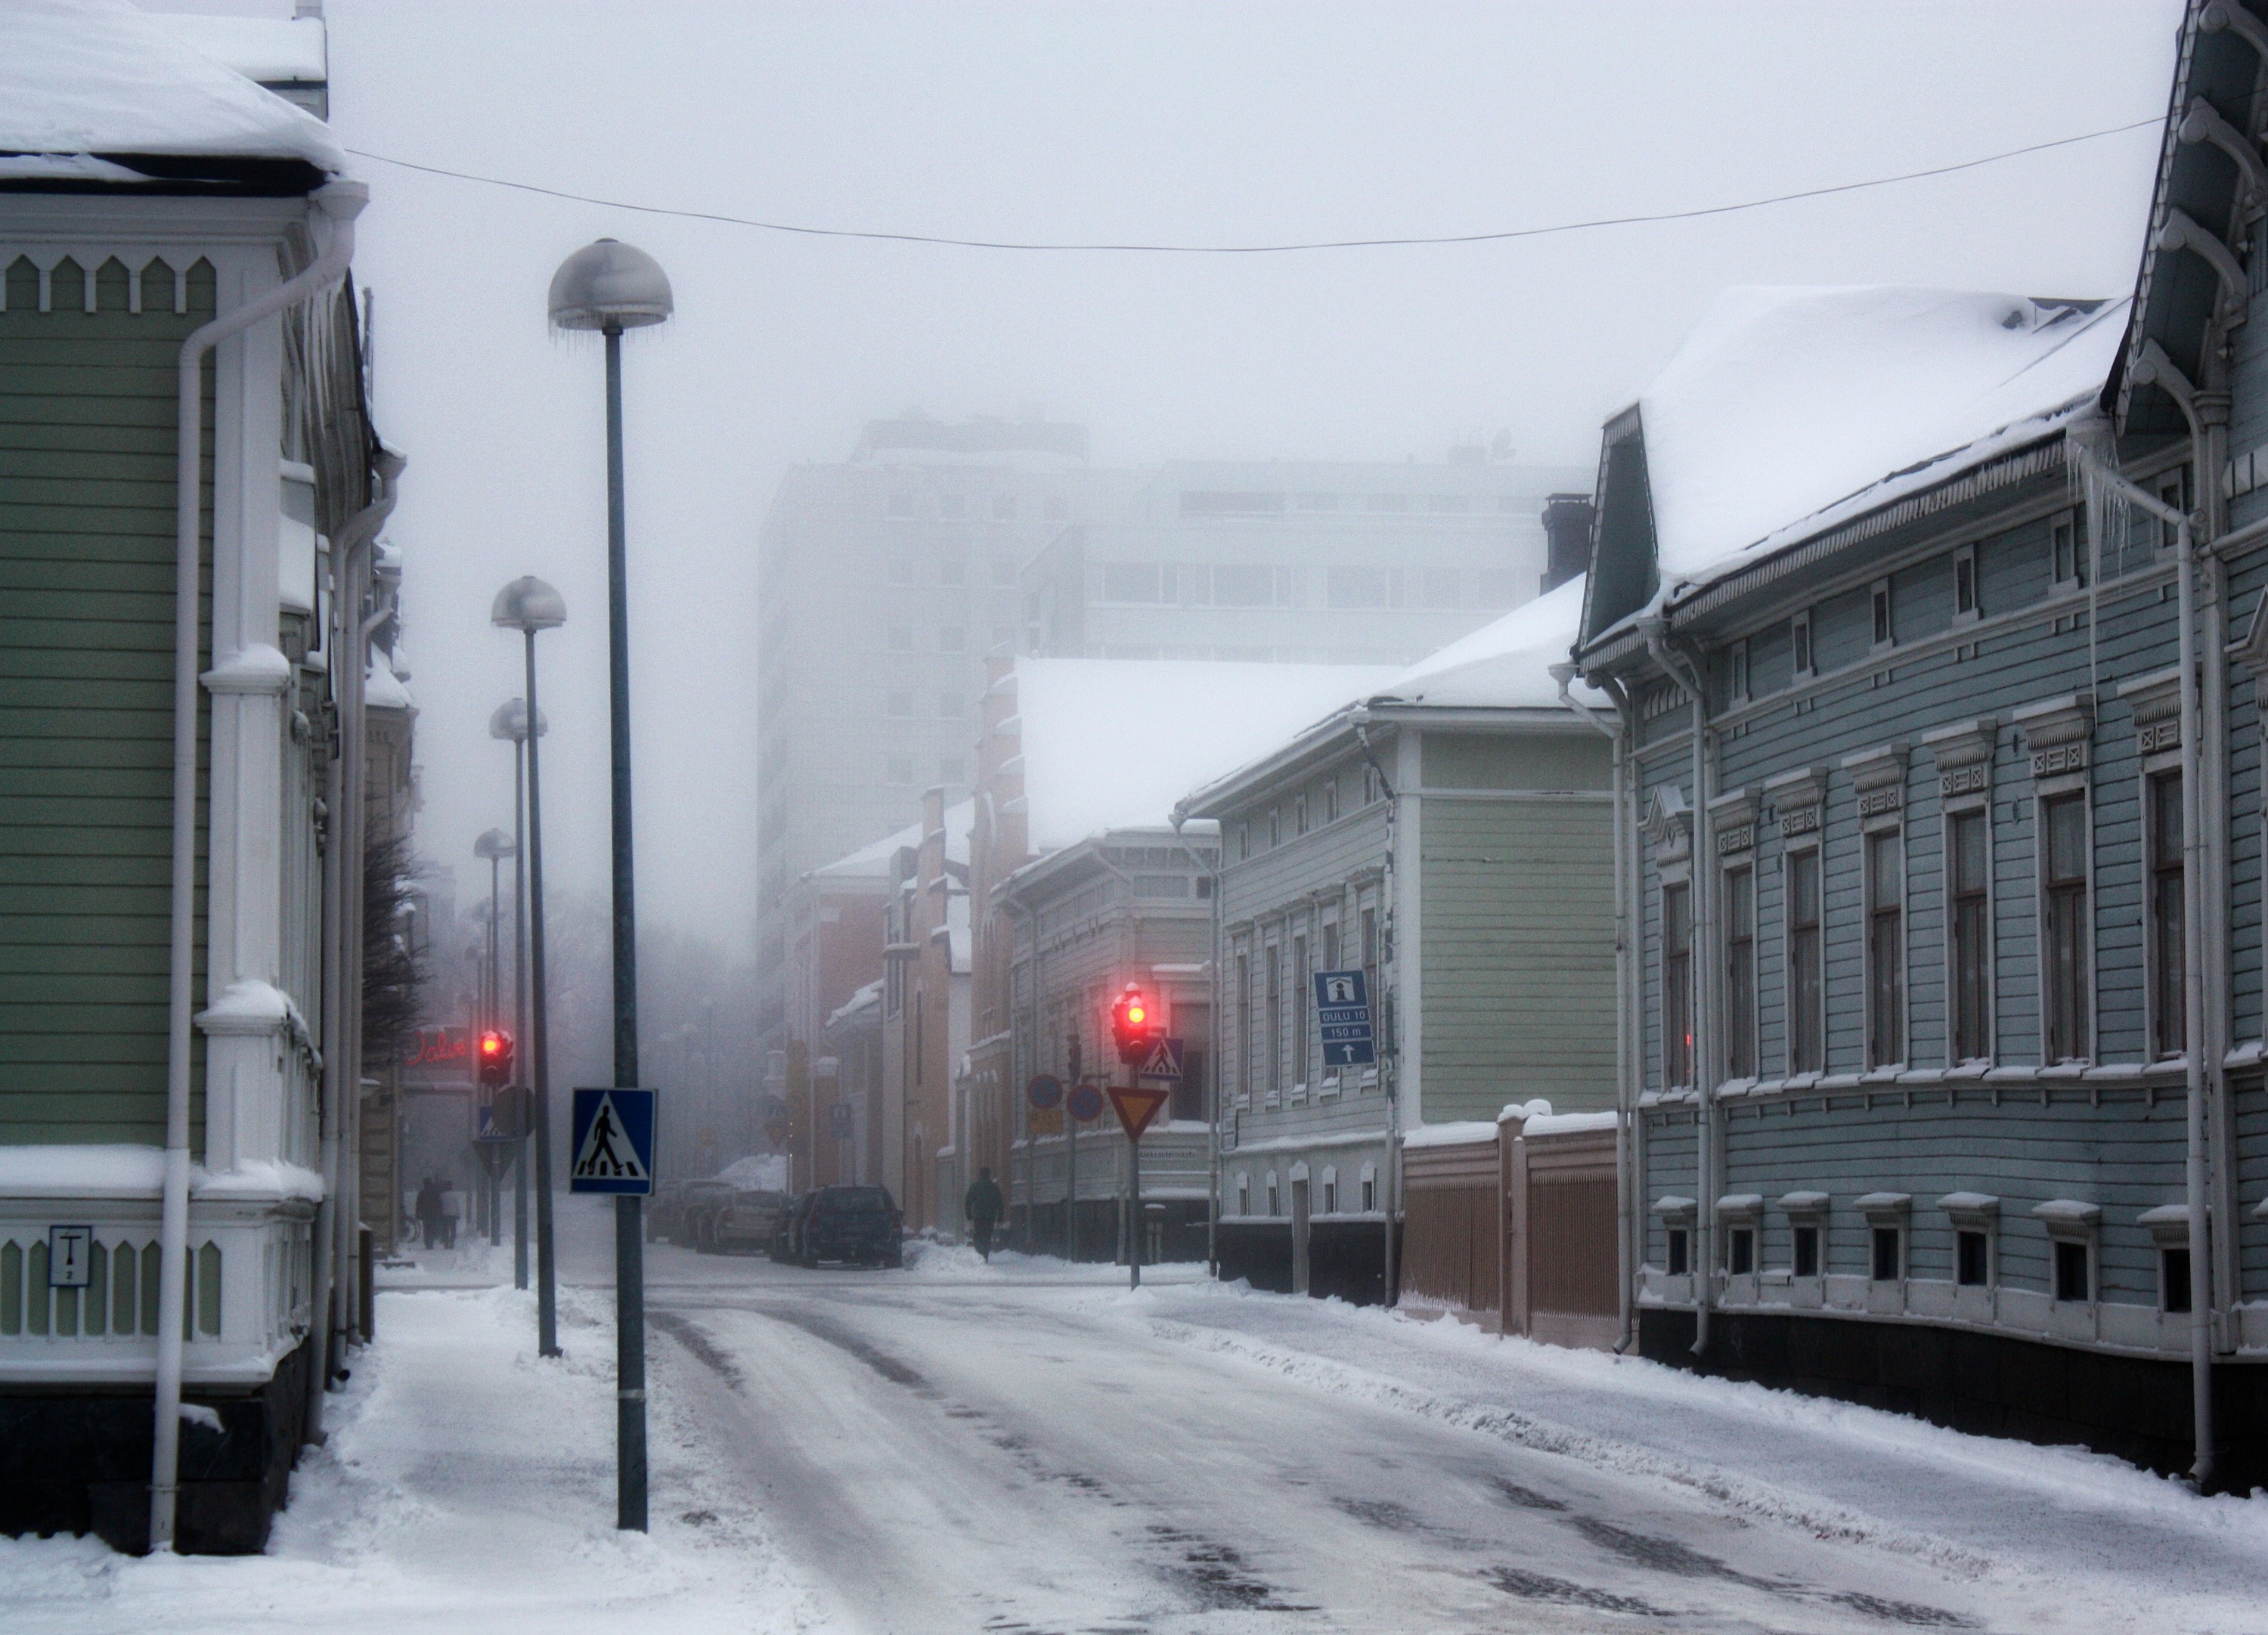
xmin=1402 ymin=1138 xmax=1500 ymax=1316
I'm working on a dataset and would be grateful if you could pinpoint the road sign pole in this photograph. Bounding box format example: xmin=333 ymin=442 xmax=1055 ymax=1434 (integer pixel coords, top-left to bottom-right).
xmin=1129 ymin=1121 xmax=1142 ymax=1291
xmin=1067 ymin=1112 xmax=1078 ymax=1262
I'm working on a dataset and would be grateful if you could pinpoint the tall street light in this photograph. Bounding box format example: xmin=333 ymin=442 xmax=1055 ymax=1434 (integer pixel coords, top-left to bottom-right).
xmin=491 ymin=574 xmax=566 ymax=1355
xmin=491 ymin=698 xmax=547 ymax=1292
xmin=550 ymin=237 xmax=671 ymax=1534
xmin=473 ymin=828 xmax=515 ymax=1247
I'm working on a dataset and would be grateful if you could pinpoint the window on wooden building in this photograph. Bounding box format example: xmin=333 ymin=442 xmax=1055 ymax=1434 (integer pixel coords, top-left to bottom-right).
xmin=1292 ymin=935 xmax=1311 ymax=1089
xmin=1324 ymin=777 xmax=1340 ymax=824
xmin=1792 ymin=612 xmax=1814 ymax=677
xmin=2149 ymin=770 xmax=2186 ymax=1061
xmin=1236 ymin=1173 xmax=1250 ymax=1215
xmin=1361 ymin=1172 xmax=1377 ymax=1212
xmin=2052 ymin=510 xmax=2088 ymax=589
xmin=1235 ymin=953 xmax=1252 ymax=1106
xmin=1666 ymin=1228 xmax=1690 ymax=1276
xmin=1957 ymin=1231 xmax=1990 ymax=1287
xmin=1361 ymin=908 xmax=1380 ymax=1027
xmin=1786 ymin=849 xmax=1824 ymax=1073
xmin=1870 ymin=579 xmax=1894 ymax=649
xmin=1727 ymin=1228 xmax=1755 ymax=1276
xmin=1268 ymin=1172 xmax=1280 ymax=1216
xmin=2053 ymin=1239 xmax=2091 ymax=1303
xmin=1792 ymin=1225 xmax=1820 ymax=1278
xmin=2042 ymin=794 xmax=2090 ymax=1062
xmin=1724 ymin=865 xmax=1756 ymax=1079
xmin=1870 ymin=1226 xmax=1903 ymax=1282
xmin=2162 ymin=1246 xmax=2192 ymax=1315
xmin=1949 ymin=810 xmax=1991 ymax=1063
xmin=1295 ymin=793 xmax=1308 ymax=836
xmin=1954 ymin=544 xmax=1978 ymax=621
xmin=1729 ymin=640 xmax=1750 ymax=704
xmin=1867 ymin=831 xmax=1904 ymax=1067
xmin=1661 ymin=883 xmax=1693 ymax=1087
xmin=1265 ymin=946 xmax=1282 ymax=1100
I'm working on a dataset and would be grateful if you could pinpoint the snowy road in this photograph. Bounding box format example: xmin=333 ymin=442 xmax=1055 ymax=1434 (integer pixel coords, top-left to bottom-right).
xmin=637 ymin=1239 xmax=2229 ymax=1635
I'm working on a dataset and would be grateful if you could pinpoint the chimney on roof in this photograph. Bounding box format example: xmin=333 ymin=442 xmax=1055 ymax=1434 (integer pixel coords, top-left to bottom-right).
xmin=1540 ymin=492 xmax=1595 ymax=595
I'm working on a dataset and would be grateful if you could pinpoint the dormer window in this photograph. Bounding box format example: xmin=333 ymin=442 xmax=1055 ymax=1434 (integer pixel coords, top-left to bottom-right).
xmin=1792 ymin=612 xmax=1814 ymax=677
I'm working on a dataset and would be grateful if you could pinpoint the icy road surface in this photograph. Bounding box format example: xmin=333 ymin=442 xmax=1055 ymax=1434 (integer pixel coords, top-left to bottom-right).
xmin=640 ymin=1234 xmax=2268 ymax=1634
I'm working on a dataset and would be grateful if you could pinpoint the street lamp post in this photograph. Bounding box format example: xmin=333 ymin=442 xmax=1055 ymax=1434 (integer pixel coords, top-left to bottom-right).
xmin=491 ymin=576 xmax=566 ymax=1355
xmin=491 ymin=698 xmax=547 ymax=1291
xmin=550 ymin=237 xmax=671 ymax=1534
xmin=474 ymin=828 xmax=515 ymax=1247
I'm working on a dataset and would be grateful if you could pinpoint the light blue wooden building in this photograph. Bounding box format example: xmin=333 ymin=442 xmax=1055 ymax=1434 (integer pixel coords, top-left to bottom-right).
xmin=1573 ymin=0 xmax=2268 ymax=1487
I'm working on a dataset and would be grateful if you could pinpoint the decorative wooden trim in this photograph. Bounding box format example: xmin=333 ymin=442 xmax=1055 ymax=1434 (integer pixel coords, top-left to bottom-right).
xmin=1843 ymin=742 xmax=1910 ymax=820
xmin=1923 ymin=716 xmax=1999 ymax=803
xmin=1709 ymin=787 xmax=1758 ymax=855
xmin=2013 ymin=692 xmax=2095 ymax=779
xmin=1764 ymin=764 xmax=1829 ymax=841
xmin=2118 ymin=667 xmax=2183 ymax=756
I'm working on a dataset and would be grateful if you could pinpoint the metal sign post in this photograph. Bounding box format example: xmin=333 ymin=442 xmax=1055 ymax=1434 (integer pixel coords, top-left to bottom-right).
xmin=1065 ymin=1079 xmax=1103 ymax=1261
xmin=569 ymin=1086 xmax=655 ymax=1533
xmin=1108 ymin=1082 xmax=1171 ymax=1290
xmin=1025 ymin=1075 xmax=1062 ymax=1250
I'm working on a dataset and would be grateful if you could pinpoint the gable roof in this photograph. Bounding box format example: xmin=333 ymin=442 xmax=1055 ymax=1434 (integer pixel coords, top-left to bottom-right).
xmin=0 ymin=0 xmax=345 ymax=186
xmin=1015 ymin=658 xmax=1399 ymax=850
xmin=1579 ymin=286 xmax=2127 ymax=649
xmin=808 ymin=799 xmax=974 ymax=882
xmin=1369 ymin=574 xmax=1595 ymax=710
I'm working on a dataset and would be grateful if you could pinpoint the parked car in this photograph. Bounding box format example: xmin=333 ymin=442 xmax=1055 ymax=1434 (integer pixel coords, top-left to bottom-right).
xmin=769 ymin=1191 xmax=813 ymax=1262
xmin=671 ymin=1179 xmax=735 ymax=1250
xmin=645 ymin=1180 xmax=686 ymax=1243
xmin=795 ymin=1185 xmax=903 ymax=1268
xmin=714 ymin=1188 xmax=789 ymax=1253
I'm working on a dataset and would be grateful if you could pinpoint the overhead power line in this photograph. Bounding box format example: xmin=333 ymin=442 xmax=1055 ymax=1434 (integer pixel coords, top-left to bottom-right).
xmin=345 ymin=116 xmax=2160 ymax=254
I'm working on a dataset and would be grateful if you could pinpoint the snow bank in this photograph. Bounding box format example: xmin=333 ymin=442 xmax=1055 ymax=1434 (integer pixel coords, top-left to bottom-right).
xmin=0 ymin=0 xmax=345 ymax=176
xmin=1631 ymin=286 xmax=2127 ymax=615
xmin=1015 ymin=658 xmax=1399 ymax=848
xmin=0 ymin=1283 xmax=829 ymax=1633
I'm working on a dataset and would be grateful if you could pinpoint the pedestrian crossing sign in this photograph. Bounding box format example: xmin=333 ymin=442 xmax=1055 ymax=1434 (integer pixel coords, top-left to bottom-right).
xmin=569 ymin=1088 xmax=656 ymax=1194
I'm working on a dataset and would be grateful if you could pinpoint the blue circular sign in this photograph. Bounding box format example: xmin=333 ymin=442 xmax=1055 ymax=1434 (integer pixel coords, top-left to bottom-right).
xmin=1066 ymin=1082 xmax=1105 ymax=1123
xmin=1026 ymin=1073 xmax=1064 ymax=1111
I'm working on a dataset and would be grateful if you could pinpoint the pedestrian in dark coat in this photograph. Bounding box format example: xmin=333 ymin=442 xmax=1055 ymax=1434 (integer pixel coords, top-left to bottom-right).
xmin=415 ymin=1176 xmax=442 ymax=1249
xmin=963 ymin=1168 xmax=1005 ymax=1262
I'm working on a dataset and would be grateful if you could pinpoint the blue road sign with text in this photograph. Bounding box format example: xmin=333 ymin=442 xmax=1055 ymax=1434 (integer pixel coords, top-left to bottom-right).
xmin=1312 ymin=968 xmax=1375 ymax=1067
xmin=569 ymin=1088 xmax=656 ymax=1194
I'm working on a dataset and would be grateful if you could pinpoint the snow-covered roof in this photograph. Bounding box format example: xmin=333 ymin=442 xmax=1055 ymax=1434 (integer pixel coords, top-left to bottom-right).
xmin=809 ymin=798 xmax=975 ymax=881
xmin=150 ymin=14 xmax=327 ymax=87
xmin=1370 ymin=575 xmax=1594 ymax=710
xmin=1015 ymin=658 xmax=1401 ymax=850
xmin=1625 ymin=286 xmax=2127 ymax=620
xmin=1 ymin=0 xmax=346 ymax=178
xmin=365 ymin=647 xmax=414 ymax=712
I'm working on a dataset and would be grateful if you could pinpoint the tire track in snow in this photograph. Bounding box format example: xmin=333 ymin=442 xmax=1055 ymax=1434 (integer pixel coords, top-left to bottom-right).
xmin=1136 ymin=1314 xmax=1996 ymax=1581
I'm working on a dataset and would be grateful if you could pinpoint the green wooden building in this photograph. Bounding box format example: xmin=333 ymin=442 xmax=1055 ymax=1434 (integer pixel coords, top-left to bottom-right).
xmin=1 ymin=6 xmax=404 ymax=1551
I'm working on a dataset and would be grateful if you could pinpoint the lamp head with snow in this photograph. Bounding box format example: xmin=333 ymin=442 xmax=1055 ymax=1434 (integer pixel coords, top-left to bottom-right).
xmin=491 ymin=574 xmax=566 ymax=633
xmin=473 ymin=826 xmax=516 ymax=862
xmin=548 ymin=237 xmax=674 ymax=333
xmin=488 ymin=697 xmax=548 ymax=742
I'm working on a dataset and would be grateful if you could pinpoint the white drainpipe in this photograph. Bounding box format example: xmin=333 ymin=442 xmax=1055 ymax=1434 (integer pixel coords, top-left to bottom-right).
xmin=152 ymin=180 xmax=365 ymax=1554
xmin=1552 ymin=664 xmax=1634 ymax=1350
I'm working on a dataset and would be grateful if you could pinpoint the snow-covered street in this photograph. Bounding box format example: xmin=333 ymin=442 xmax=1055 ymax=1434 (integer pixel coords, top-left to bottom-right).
xmin=11 ymin=1203 xmax=2268 ymax=1634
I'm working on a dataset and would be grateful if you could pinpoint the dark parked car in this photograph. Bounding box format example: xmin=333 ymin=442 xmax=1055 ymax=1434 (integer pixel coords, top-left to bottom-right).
xmin=795 ymin=1185 xmax=903 ymax=1268
xmin=671 ymin=1179 xmax=735 ymax=1250
xmin=769 ymin=1191 xmax=813 ymax=1263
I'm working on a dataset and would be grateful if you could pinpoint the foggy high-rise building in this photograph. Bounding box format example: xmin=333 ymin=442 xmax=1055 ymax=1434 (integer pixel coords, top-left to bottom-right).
xmin=754 ymin=415 xmax=1585 ymax=1042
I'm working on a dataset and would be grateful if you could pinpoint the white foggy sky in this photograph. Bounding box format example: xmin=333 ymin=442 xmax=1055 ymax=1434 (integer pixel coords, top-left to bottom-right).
xmin=155 ymin=1 xmax=2182 ymax=946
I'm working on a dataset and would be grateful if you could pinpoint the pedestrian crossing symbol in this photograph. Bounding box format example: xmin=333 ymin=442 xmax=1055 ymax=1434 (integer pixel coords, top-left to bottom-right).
xmin=569 ymin=1087 xmax=657 ymax=1195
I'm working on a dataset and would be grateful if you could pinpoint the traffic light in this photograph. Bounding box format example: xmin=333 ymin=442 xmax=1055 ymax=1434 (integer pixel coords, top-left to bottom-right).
xmin=477 ymin=1027 xmax=515 ymax=1088
xmin=1109 ymin=984 xmax=1157 ymax=1064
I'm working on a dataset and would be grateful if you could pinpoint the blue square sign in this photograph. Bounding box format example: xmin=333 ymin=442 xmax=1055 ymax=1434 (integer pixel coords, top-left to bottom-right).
xmin=569 ymin=1088 xmax=656 ymax=1195
xmin=1312 ymin=968 xmax=1376 ymax=1067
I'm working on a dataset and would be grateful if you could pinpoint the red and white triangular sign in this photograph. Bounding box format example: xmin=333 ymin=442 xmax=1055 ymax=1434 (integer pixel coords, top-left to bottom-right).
xmin=1108 ymin=1084 xmax=1170 ymax=1141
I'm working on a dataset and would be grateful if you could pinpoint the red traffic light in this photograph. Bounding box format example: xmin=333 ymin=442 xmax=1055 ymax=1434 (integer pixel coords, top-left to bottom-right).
xmin=477 ymin=1028 xmax=515 ymax=1087
xmin=1109 ymin=984 xmax=1157 ymax=1064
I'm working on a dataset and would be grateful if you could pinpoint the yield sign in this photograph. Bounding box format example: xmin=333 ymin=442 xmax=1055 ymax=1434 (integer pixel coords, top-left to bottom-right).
xmin=1107 ymin=1084 xmax=1170 ymax=1141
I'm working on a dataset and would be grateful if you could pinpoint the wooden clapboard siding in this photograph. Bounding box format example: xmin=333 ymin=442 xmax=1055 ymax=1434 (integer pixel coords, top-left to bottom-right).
xmin=0 ymin=254 xmax=214 ymax=1145
xmin=1418 ymin=788 xmax=1614 ymax=1121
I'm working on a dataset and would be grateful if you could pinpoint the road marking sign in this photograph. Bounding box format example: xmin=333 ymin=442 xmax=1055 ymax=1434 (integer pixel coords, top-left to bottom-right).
xmin=569 ymin=1088 xmax=656 ymax=1194
xmin=1108 ymin=1084 xmax=1170 ymax=1141
xmin=1312 ymin=967 xmax=1376 ymax=1067
xmin=48 ymin=1225 xmax=92 ymax=1288
xmin=1136 ymin=1036 xmax=1185 ymax=1083
xmin=1066 ymin=1081 xmax=1105 ymax=1123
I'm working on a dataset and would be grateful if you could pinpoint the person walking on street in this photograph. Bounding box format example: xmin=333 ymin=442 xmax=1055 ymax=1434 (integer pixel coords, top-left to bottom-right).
xmin=415 ymin=1176 xmax=442 ymax=1249
xmin=438 ymin=1178 xmax=463 ymax=1249
xmin=963 ymin=1167 xmax=1005 ymax=1262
